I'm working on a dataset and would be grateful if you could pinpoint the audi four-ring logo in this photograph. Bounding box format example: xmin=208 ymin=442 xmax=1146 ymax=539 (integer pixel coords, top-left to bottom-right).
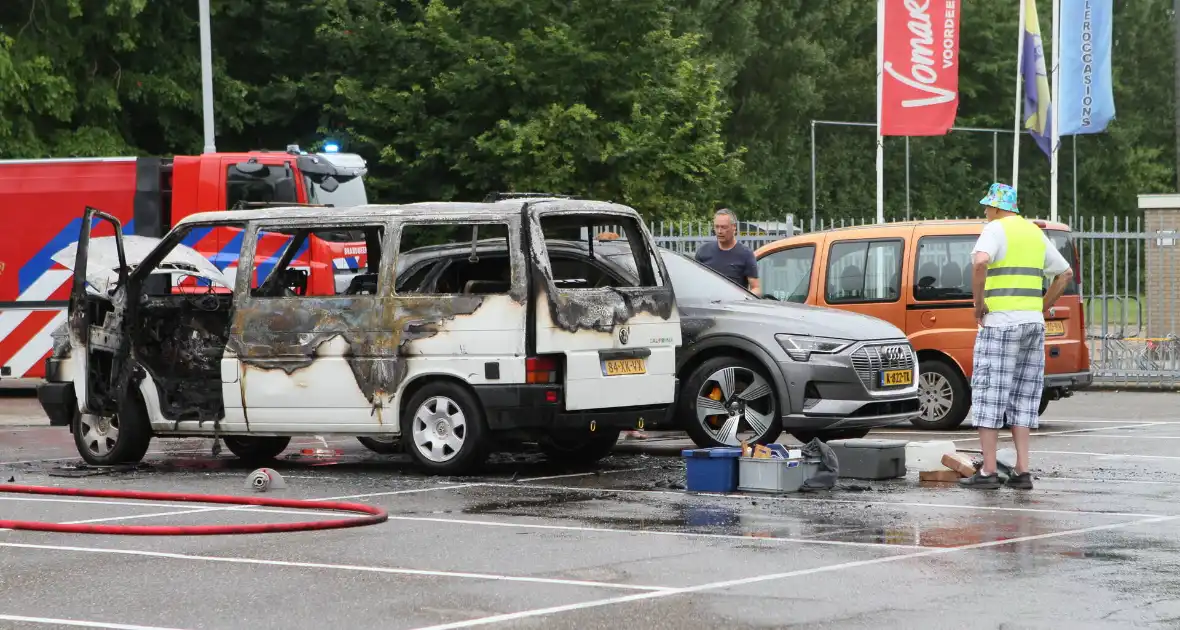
xmin=883 ymin=345 xmax=906 ymax=362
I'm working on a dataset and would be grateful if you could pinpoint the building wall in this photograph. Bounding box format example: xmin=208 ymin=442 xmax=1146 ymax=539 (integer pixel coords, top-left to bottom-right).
xmin=1142 ymin=199 xmax=1180 ymax=339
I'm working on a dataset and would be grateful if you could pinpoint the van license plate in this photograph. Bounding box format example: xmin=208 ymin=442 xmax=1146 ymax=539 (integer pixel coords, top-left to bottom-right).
xmin=880 ymin=369 xmax=913 ymax=387
xmin=603 ymin=358 xmax=646 ymax=376
xmin=1045 ymin=320 xmax=1066 ymax=336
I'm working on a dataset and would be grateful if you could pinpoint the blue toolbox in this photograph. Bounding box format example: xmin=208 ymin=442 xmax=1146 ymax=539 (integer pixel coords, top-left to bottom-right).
xmin=681 ymin=447 xmax=742 ymax=492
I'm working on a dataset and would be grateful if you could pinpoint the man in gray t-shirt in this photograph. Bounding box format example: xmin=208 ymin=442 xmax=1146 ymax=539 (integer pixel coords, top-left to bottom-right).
xmin=695 ymin=208 xmax=761 ymax=295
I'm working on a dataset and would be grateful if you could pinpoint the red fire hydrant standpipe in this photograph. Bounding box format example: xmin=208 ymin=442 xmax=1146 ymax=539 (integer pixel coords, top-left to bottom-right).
xmin=0 ymin=484 xmax=388 ymax=535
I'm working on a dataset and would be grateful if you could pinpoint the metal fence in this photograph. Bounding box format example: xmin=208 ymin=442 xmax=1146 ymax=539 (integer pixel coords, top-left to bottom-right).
xmin=644 ymin=213 xmax=1180 ymax=389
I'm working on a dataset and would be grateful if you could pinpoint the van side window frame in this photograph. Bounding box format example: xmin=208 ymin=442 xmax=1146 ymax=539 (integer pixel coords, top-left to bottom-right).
xmin=391 ymin=219 xmax=521 ymax=297
xmin=912 ymin=234 xmax=978 ymax=303
xmin=822 ymin=237 xmax=905 ymax=305
xmin=240 ymin=218 xmax=394 ymax=300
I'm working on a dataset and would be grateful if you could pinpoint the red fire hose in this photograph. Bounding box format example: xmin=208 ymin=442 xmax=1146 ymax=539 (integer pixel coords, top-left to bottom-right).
xmin=0 ymin=484 xmax=388 ymax=535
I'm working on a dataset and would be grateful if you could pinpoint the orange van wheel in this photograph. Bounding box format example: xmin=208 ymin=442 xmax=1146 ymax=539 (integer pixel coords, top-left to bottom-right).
xmin=912 ymin=359 xmax=970 ymax=430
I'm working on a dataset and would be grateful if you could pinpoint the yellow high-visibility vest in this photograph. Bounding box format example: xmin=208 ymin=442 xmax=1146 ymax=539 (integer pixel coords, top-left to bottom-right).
xmin=984 ymin=216 xmax=1045 ymax=312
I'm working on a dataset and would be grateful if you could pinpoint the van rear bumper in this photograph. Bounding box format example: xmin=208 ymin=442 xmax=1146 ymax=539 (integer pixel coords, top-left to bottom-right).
xmin=474 ymin=384 xmax=676 ymax=432
xmin=1045 ymin=371 xmax=1093 ymax=390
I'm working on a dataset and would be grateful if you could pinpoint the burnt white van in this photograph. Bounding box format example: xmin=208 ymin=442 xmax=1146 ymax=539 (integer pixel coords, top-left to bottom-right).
xmin=36 ymin=198 xmax=681 ymax=474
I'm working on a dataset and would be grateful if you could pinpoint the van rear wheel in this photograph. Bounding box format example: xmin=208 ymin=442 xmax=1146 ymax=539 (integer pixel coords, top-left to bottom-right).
xmin=402 ymin=382 xmax=489 ymax=475
xmin=911 ymin=359 xmax=970 ymax=430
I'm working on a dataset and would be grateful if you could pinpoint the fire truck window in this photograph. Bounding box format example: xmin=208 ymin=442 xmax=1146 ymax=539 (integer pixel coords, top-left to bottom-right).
xmin=226 ymin=163 xmax=300 ymax=210
xmin=250 ymin=224 xmax=385 ymax=298
xmin=396 ymin=223 xmax=512 ymax=295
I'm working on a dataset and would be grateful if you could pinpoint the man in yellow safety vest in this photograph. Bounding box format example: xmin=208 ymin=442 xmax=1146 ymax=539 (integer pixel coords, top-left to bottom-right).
xmin=961 ymin=183 xmax=1075 ymax=490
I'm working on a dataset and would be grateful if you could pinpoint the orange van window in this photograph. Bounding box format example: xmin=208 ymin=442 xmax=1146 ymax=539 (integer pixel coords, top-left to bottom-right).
xmin=824 ymin=240 xmax=903 ymax=304
xmin=757 ymin=245 xmax=815 ymax=303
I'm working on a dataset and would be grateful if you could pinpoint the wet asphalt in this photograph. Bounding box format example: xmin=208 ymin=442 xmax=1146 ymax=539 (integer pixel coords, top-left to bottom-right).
xmin=2 ymin=389 xmax=1180 ymax=629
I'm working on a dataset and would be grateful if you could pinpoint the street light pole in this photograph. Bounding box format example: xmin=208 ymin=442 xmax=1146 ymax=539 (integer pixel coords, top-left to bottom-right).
xmin=199 ymin=0 xmax=216 ymax=154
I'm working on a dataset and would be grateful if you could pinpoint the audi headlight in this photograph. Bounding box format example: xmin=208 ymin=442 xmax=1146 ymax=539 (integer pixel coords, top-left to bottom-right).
xmin=775 ymin=334 xmax=853 ymax=361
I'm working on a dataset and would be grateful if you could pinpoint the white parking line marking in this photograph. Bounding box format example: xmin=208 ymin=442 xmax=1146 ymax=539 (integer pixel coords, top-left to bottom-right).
xmin=406 ymin=515 xmax=1178 ymax=629
xmin=0 ymin=484 xmax=474 ymax=529
xmin=473 ymin=482 xmax=1169 ymax=518
xmin=1045 ymin=476 xmax=1180 ymax=486
xmin=383 ymin=515 xmax=922 ymax=550
xmin=1033 ymin=434 xmax=1180 ymax=440
xmin=313 ymin=484 xmax=479 ymax=501
xmin=56 ymin=504 xmax=371 ymax=525
xmin=0 ymin=542 xmax=673 ymax=592
xmin=0 ymin=496 xmax=210 ymax=510
xmin=881 ymin=423 xmax=1163 ymax=443
xmin=1040 ymin=418 xmax=1180 ymax=424
xmin=0 ymin=449 xmax=213 ymax=466
xmin=1032 ymin=450 xmax=1180 ymax=460
xmin=516 ymin=466 xmax=651 ymax=483
xmin=0 ymin=614 xmax=188 ymax=630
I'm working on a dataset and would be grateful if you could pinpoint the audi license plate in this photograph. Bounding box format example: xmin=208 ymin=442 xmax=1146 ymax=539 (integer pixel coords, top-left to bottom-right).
xmin=880 ymin=369 xmax=913 ymax=387
xmin=603 ymin=358 xmax=646 ymax=376
xmin=1045 ymin=320 xmax=1066 ymax=336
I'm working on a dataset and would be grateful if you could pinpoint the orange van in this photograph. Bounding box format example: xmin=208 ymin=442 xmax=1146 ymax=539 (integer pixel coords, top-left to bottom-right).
xmin=753 ymin=219 xmax=1092 ymax=430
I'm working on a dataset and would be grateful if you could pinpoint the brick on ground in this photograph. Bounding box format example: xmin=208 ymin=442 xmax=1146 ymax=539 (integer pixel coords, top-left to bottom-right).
xmin=941 ymin=452 xmax=977 ymax=477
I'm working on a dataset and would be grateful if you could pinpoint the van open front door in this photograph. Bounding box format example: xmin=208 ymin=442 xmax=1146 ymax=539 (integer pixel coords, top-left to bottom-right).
xmin=66 ymin=206 xmax=129 ymax=416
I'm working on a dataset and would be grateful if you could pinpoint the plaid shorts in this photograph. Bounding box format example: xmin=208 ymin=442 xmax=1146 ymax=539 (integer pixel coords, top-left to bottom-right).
xmin=970 ymin=322 xmax=1046 ymax=430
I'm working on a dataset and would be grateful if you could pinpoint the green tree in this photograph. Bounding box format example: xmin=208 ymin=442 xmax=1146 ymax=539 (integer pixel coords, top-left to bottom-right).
xmin=318 ymin=0 xmax=743 ymax=219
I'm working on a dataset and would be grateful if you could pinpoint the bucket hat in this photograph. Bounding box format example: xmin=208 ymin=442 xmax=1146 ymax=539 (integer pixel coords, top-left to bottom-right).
xmin=979 ymin=183 xmax=1019 ymax=213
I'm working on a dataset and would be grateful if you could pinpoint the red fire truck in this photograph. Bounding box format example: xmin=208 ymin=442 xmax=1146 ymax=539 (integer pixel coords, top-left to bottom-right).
xmin=0 ymin=146 xmax=369 ymax=382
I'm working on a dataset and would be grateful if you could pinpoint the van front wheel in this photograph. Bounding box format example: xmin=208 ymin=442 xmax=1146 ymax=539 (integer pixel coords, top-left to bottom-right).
xmin=72 ymin=391 xmax=152 ymax=466
xmin=911 ymin=359 xmax=970 ymax=430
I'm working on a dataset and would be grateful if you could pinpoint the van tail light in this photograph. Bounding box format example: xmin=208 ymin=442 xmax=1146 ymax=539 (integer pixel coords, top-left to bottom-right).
xmin=526 ymin=356 xmax=559 ymax=384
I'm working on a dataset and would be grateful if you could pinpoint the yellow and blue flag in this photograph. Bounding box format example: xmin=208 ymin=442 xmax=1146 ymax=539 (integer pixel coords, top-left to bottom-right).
xmin=1021 ymin=0 xmax=1054 ymax=157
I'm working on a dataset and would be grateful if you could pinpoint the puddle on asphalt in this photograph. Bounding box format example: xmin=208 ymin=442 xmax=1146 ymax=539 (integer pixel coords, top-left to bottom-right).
xmin=7 ymin=440 xmax=1155 ymax=557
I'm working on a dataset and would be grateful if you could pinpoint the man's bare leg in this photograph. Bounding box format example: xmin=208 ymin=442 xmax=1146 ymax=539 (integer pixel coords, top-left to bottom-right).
xmin=978 ymin=428 xmax=1000 ymax=474
xmin=1010 ymin=426 xmax=1031 ymax=474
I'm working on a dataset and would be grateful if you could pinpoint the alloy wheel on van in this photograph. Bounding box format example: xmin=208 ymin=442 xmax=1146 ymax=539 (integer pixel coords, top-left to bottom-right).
xmin=401 ymin=382 xmax=490 ymax=475
xmin=411 ymin=395 xmax=467 ymax=463
xmin=911 ymin=359 xmax=970 ymax=430
xmin=78 ymin=412 xmax=121 ymax=459
xmin=71 ymin=391 xmax=153 ymax=466
xmin=918 ymin=372 xmax=954 ymax=424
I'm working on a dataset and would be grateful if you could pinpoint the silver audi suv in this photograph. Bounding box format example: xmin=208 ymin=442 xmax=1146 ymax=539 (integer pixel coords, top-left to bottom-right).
xmin=655 ymin=249 xmax=921 ymax=447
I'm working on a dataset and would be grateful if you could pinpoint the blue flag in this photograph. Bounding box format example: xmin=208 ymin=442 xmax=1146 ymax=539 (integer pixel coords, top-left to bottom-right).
xmin=1058 ymin=0 xmax=1116 ymax=135
xmin=1021 ymin=0 xmax=1053 ymax=157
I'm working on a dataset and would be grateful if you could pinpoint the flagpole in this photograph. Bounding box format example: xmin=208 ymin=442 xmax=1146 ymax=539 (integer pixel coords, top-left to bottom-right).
xmin=1012 ymin=0 xmax=1028 ymax=189
xmin=876 ymin=0 xmax=885 ymax=224
xmin=1050 ymin=0 xmax=1061 ymax=222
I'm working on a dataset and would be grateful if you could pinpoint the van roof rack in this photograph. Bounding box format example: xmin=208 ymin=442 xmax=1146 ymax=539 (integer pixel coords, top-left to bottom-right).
xmin=483 ymin=192 xmax=573 ymax=202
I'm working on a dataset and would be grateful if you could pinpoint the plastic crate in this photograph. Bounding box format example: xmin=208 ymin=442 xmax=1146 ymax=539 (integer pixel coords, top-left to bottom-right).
xmin=737 ymin=457 xmax=820 ymax=493
xmin=681 ymin=447 xmax=742 ymax=492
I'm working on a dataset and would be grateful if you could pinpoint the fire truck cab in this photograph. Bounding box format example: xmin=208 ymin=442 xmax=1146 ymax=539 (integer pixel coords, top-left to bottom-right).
xmin=0 ymin=147 xmax=369 ymax=382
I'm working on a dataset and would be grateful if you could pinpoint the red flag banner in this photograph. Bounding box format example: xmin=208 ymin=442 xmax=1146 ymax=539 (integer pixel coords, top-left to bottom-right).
xmin=880 ymin=0 xmax=962 ymax=136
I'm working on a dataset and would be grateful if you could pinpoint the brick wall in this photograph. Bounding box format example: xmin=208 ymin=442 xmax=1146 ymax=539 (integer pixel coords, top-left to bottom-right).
xmin=1144 ymin=208 xmax=1180 ymax=339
